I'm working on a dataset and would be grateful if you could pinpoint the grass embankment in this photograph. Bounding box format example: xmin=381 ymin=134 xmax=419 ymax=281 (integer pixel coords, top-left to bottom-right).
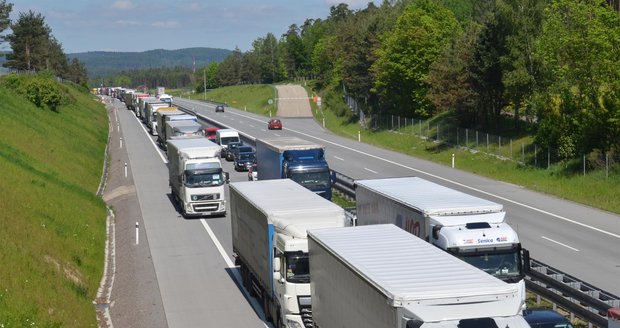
xmin=0 ymin=74 xmax=108 ymax=327
xmin=170 ymin=85 xmax=276 ymax=116
xmin=200 ymin=82 xmax=619 ymax=214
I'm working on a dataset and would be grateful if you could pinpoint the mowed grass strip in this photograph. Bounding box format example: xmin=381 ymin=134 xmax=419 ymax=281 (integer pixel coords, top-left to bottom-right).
xmin=0 ymin=77 xmax=108 ymax=327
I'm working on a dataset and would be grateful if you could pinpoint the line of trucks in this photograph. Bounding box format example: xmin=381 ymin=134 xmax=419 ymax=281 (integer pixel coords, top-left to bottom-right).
xmin=231 ymin=178 xmax=531 ymax=328
xmin=110 ymin=89 xmax=535 ymax=327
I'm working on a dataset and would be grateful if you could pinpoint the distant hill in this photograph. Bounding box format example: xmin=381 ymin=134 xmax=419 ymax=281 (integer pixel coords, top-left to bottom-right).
xmin=67 ymin=47 xmax=232 ymax=78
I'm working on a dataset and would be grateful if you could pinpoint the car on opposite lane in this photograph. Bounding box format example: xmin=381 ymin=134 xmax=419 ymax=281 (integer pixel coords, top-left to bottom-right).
xmin=215 ymin=105 xmax=225 ymax=113
xmin=522 ymin=309 xmax=574 ymax=328
xmin=267 ymin=118 xmax=282 ymax=130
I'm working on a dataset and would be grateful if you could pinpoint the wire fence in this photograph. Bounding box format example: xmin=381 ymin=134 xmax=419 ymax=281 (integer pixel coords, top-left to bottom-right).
xmin=366 ymin=112 xmax=619 ymax=177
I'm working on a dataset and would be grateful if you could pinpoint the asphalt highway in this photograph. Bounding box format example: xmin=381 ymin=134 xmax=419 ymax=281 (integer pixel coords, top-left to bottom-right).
xmin=175 ymin=97 xmax=620 ymax=297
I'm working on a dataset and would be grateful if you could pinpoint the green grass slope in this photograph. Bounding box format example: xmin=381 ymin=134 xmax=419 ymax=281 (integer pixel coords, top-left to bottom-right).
xmin=0 ymin=75 xmax=108 ymax=327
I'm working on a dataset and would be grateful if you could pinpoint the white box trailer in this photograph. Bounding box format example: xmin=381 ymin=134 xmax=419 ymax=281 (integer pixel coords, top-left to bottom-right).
xmin=230 ymin=179 xmax=346 ymax=328
xmin=156 ymin=111 xmax=197 ymax=148
xmin=165 ymin=120 xmax=204 ymax=142
xmin=167 ymin=138 xmax=226 ymax=217
xmin=355 ymin=177 xmax=529 ymax=309
xmin=308 ymin=224 xmax=530 ymax=328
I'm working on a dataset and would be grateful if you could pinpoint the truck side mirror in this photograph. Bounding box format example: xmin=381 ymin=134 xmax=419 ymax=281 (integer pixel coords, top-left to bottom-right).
xmin=522 ymin=248 xmax=531 ymax=273
xmin=273 ymin=257 xmax=281 ymax=272
xmin=273 ymin=271 xmax=283 ymax=283
xmin=432 ymin=225 xmax=442 ymax=240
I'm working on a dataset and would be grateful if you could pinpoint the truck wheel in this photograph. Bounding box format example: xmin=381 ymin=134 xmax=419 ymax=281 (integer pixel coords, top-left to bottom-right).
xmin=275 ymin=308 xmax=282 ymax=328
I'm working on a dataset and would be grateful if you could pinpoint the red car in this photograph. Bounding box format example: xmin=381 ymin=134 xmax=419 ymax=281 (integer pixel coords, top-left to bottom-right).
xmin=204 ymin=127 xmax=219 ymax=142
xmin=267 ymin=118 xmax=282 ymax=130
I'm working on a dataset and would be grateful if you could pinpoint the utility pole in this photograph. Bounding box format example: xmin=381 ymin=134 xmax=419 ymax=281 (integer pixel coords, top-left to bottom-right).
xmin=203 ymin=68 xmax=207 ymax=101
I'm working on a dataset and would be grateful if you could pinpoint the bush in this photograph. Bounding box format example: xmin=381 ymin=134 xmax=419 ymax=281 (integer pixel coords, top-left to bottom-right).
xmin=1 ymin=73 xmax=68 ymax=111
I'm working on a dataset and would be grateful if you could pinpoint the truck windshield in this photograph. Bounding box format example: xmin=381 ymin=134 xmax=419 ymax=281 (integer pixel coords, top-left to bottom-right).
xmin=285 ymin=252 xmax=309 ymax=283
xmin=458 ymin=249 xmax=522 ymax=281
xmin=289 ymin=171 xmax=331 ymax=189
xmin=185 ymin=171 xmax=224 ymax=188
xmin=220 ymin=136 xmax=240 ymax=145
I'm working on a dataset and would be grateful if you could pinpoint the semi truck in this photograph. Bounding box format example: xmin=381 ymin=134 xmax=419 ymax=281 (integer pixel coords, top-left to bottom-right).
xmin=167 ymin=138 xmax=227 ymax=217
xmin=156 ymin=110 xmax=197 ymax=148
xmin=165 ymin=120 xmax=204 ymax=142
xmin=147 ymin=106 xmax=177 ymax=136
xmin=308 ymin=224 xmax=531 ymax=328
xmin=143 ymin=101 xmax=170 ymax=129
xmin=230 ymin=179 xmax=346 ymax=328
xmin=354 ymin=176 xmax=529 ymax=309
xmin=136 ymin=96 xmax=157 ymax=118
xmin=255 ymin=137 xmax=333 ymax=200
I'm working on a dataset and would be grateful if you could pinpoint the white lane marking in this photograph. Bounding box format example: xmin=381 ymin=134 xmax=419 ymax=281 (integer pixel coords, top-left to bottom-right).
xmin=126 ymin=102 xmax=268 ymax=326
xmin=334 ymin=156 xmax=344 ymax=161
xmin=178 ymin=99 xmax=620 ymax=241
xmin=200 ymin=220 xmax=234 ymax=267
xmin=249 ymin=125 xmax=255 ymax=128
xmin=541 ymin=236 xmax=580 ymax=252
xmin=364 ymin=168 xmax=378 ymax=174
xmin=274 ymin=133 xmax=281 ymax=137
xmin=130 ymin=114 xmax=168 ymax=163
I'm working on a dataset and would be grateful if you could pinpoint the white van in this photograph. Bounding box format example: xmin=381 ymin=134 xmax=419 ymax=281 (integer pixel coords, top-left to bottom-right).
xmin=216 ymin=129 xmax=241 ymax=151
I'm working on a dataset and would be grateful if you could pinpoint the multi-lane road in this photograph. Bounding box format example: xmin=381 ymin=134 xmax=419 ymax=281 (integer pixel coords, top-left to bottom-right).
xmin=174 ymin=97 xmax=620 ymax=297
xmin=112 ymin=94 xmax=620 ymax=327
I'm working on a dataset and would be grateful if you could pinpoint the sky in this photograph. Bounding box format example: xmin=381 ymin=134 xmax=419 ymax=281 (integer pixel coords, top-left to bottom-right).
xmin=8 ymin=0 xmax=375 ymax=54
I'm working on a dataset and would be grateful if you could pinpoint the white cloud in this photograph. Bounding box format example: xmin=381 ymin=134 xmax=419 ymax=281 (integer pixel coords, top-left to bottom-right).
xmin=111 ymin=0 xmax=135 ymax=10
xmin=115 ymin=20 xmax=141 ymax=26
xmin=151 ymin=20 xmax=179 ymax=29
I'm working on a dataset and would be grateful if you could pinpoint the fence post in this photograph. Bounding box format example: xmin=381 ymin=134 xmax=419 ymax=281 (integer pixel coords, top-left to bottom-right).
xmin=398 ymin=116 xmax=401 ymax=130
xmin=535 ymin=144 xmax=538 ymax=167
xmin=466 ymin=129 xmax=469 ymax=148
xmin=499 ymin=136 xmax=502 ymax=156
xmin=486 ymin=134 xmax=489 ymax=152
xmin=583 ymin=155 xmax=586 ymax=176
xmin=476 ymin=131 xmax=479 ymax=147
xmin=419 ymin=120 xmax=422 ymax=136
xmin=606 ymin=153 xmax=609 ymax=178
xmin=510 ymin=139 xmax=513 ymax=159
xmin=547 ymin=149 xmax=550 ymax=169
xmin=456 ymin=128 xmax=459 ymax=145
xmin=522 ymin=144 xmax=525 ymax=164
xmin=391 ymin=115 xmax=394 ymax=130
xmin=437 ymin=124 xmax=440 ymax=141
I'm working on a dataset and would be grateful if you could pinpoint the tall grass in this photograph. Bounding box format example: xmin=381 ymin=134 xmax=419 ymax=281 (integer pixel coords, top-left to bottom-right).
xmin=0 ymin=76 xmax=108 ymax=327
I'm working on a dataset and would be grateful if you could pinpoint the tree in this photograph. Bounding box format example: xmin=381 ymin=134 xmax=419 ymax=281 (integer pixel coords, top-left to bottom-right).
xmin=534 ymin=0 xmax=620 ymax=155
xmin=4 ymin=10 xmax=51 ymax=71
xmin=371 ymin=0 xmax=460 ymax=117
xmin=0 ymin=0 xmax=12 ymax=44
xmin=497 ymin=0 xmax=544 ymax=126
xmin=66 ymin=57 xmax=88 ymax=86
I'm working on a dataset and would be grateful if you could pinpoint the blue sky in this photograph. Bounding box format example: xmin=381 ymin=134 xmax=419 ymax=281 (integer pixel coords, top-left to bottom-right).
xmin=7 ymin=0 xmax=374 ymax=54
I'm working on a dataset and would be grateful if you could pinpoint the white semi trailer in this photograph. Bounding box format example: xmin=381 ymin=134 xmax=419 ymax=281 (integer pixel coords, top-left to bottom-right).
xmin=308 ymin=224 xmax=531 ymax=328
xmin=167 ymin=138 xmax=227 ymax=217
xmin=230 ymin=179 xmax=346 ymax=328
xmin=354 ymin=177 xmax=529 ymax=309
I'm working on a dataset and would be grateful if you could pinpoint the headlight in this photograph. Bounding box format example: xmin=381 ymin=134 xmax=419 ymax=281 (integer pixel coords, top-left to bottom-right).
xmin=191 ymin=195 xmax=198 ymax=201
xmin=285 ymin=320 xmax=303 ymax=328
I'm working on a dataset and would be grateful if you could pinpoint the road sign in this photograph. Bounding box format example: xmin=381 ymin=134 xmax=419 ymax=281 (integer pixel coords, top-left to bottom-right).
xmin=317 ymin=97 xmax=322 ymax=107
xmin=268 ymin=98 xmax=274 ymax=105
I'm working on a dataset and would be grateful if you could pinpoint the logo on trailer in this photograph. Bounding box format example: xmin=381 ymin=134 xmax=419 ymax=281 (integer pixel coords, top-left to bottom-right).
xmin=462 ymin=239 xmax=474 ymax=245
xmin=395 ymin=214 xmax=421 ymax=238
xmin=477 ymin=238 xmax=494 ymax=244
xmin=496 ymin=236 xmax=508 ymax=242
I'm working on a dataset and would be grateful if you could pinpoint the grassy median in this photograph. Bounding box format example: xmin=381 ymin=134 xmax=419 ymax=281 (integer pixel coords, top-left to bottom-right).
xmin=0 ymin=74 xmax=108 ymax=327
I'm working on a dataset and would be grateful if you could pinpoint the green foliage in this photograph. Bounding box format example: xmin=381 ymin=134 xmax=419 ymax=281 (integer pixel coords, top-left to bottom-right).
xmin=0 ymin=0 xmax=12 ymax=43
xmin=70 ymin=47 xmax=231 ymax=81
xmin=0 ymin=74 xmax=107 ymax=327
xmin=372 ymin=0 xmax=460 ymax=117
xmin=2 ymin=73 xmax=68 ymax=111
xmin=534 ymin=0 xmax=620 ymax=155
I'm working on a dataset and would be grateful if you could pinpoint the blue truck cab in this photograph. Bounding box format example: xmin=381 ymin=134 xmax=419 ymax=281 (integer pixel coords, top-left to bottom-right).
xmin=255 ymin=137 xmax=333 ymax=200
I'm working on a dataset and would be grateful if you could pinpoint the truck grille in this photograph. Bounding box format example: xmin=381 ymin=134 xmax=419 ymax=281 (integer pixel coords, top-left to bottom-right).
xmin=299 ymin=304 xmax=313 ymax=328
xmin=193 ymin=193 xmax=219 ymax=201
xmin=192 ymin=203 xmax=220 ymax=212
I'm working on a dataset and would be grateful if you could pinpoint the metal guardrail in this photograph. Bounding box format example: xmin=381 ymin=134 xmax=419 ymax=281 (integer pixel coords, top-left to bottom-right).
xmin=176 ymin=100 xmax=620 ymax=327
xmin=331 ymin=170 xmax=619 ymax=328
